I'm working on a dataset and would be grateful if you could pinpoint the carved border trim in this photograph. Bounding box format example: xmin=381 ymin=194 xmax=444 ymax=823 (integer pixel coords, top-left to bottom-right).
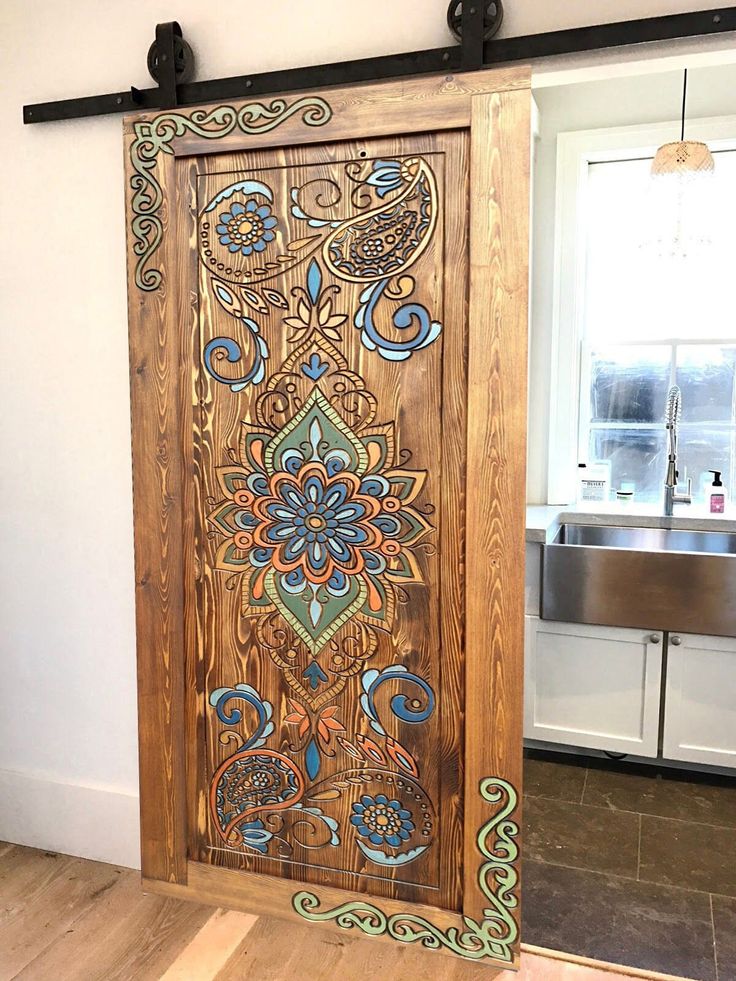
xmin=127 ymin=97 xmax=333 ymax=291
xmin=291 ymin=777 xmax=519 ymax=963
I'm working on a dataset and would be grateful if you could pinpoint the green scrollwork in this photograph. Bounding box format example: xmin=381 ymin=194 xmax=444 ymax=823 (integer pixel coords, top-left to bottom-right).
xmin=128 ymin=97 xmax=333 ymax=291
xmin=292 ymin=777 xmax=519 ymax=963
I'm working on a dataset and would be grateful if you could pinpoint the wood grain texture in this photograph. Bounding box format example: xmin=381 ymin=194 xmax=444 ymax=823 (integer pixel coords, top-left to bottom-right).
xmin=124 ymin=67 xmax=532 ymax=969
xmin=463 ymin=82 xmax=531 ymax=946
xmin=217 ymin=921 xmax=694 ymax=981
xmin=215 ymin=914 xmax=501 ymax=980
xmin=146 ymin=860 xmax=489 ymax=962
xmin=0 ymin=846 xmax=125 ymax=977
xmin=145 ymin=869 xmax=692 ymax=981
xmin=161 ymin=908 xmax=257 ymax=980
xmin=191 ymin=134 xmax=465 ymax=910
xmin=124 ymin=131 xmax=189 ymax=883
xmin=173 ymin=156 xmax=207 ymax=871
xmin=14 ymin=875 xmax=213 ymax=981
xmin=122 ymin=67 xmax=532 ymax=155
xmin=0 ymin=843 xmax=691 ymax=981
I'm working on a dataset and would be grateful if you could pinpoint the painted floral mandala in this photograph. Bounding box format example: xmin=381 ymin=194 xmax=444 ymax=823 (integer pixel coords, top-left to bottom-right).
xmin=207 ymin=362 xmax=432 ymax=656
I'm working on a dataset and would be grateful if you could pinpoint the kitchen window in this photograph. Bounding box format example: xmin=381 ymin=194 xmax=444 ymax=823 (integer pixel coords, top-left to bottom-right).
xmin=548 ymin=119 xmax=736 ymax=504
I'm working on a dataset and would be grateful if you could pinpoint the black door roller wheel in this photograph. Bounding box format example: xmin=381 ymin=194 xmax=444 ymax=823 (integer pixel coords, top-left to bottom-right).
xmin=447 ymin=0 xmax=504 ymax=41
xmin=147 ymin=34 xmax=195 ymax=84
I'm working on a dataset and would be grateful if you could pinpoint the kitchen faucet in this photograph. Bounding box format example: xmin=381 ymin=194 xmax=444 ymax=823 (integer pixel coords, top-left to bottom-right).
xmin=664 ymin=385 xmax=693 ymax=516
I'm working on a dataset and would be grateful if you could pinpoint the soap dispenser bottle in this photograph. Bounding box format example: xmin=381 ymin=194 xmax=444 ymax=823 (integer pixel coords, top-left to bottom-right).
xmin=708 ymin=470 xmax=727 ymax=514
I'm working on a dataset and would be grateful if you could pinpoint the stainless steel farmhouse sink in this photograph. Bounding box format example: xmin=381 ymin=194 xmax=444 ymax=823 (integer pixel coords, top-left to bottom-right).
xmin=542 ymin=523 xmax=736 ymax=636
xmin=560 ymin=524 xmax=736 ymax=555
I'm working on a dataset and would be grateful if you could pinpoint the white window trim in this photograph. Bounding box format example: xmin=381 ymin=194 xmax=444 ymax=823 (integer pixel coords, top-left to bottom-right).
xmin=546 ymin=113 xmax=736 ymax=505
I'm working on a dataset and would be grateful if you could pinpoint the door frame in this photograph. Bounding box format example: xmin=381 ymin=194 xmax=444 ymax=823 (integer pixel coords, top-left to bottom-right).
xmin=123 ymin=66 xmax=531 ymax=968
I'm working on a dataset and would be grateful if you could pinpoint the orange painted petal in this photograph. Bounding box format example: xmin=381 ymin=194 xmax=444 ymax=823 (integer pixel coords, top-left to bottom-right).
xmin=366 ymin=575 xmax=383 ymax=613
xmin=386 ymin=736 xmax=420 ymax=778
xmin=251 ymin=566 xmax=268 ymax=600
xmin=356 ymin=733 xmax=387 ymax=765
xmin=309 ymin=789 xmax=341 ymax=801
xmin=249 ymin=437 xmax=265 ymax=470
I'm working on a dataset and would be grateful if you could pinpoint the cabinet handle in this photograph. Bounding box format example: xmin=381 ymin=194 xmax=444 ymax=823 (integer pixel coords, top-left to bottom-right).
xmin=670 ymin=635 xmax=682 ymax=646
xmin=649 ymin=634 xmax=661 ymax=644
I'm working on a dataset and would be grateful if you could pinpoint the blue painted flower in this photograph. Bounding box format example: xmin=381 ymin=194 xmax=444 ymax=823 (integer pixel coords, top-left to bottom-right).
xmin=253 ymin=463 xmax=381 ymax=584
xmin=350 ymin=794 xmax=414 ymax=847
xmin=216 ymin=199 xmax=278 ymax=255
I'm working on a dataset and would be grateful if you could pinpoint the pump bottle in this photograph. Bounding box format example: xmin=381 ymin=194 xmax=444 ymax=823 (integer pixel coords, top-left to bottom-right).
xmin=708 ymin=470 xmax=727 ymax=514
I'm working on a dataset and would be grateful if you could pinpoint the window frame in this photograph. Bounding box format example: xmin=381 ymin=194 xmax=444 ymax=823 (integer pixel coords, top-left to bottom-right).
xmin=547 ymin=114 xmax=736 ymax=504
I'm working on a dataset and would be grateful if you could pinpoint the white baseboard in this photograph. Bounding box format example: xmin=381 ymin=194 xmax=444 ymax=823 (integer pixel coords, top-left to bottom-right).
xmin=0 ymin=768 xmax=141 ymax=869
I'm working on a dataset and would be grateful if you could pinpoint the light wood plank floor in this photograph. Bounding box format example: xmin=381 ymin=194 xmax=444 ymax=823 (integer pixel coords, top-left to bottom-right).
xmin=0 ymin=844 xmax=694 ymax=981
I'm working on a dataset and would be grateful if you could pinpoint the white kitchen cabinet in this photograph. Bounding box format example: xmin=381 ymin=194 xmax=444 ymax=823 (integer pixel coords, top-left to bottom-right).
xmin=662 ymin=633 xmax=736 ymax=768
xmin=524 ymin=616 xmax=663 ymax=757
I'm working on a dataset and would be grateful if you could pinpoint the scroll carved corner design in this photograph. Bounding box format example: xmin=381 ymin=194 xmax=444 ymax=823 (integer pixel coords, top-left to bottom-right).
xmin=291 ymin=777 xmax=520 ymax=963
xmin=128 ymin=97 xmax=333 ymax=292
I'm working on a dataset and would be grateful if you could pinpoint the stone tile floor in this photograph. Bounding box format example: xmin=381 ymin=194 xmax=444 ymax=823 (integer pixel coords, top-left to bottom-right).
xmin=522 ymin=752 xmax=736 ymax=981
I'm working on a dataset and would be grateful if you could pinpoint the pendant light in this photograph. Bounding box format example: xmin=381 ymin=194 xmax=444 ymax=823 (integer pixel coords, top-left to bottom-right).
xmin=651 ymin=69 xmax=715 ymax=179
xmin=645 ymin=69 xmax=715 ymax=260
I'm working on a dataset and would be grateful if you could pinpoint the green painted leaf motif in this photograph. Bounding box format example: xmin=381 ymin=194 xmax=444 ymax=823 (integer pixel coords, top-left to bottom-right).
xmin=264 ymin=390 xmax=368 ymax=476
xmin=394 ymin=508 xmax=431 ymax=547
xmin=217 ymin=467 xmax=251 ymax=495
xmin=384 ymin=551 xmax=416 ymax=580
xmin=360 ymin=431 xmax=393 ymax=473
xmin=387 ymin=472 xmax=421 ymax=501
xmin=264 ymin=570 xmax=367 ymax=654
xmin=217 ymin=542 xmax=251 ymax=569
xmin=207 ymin=501 xmax=243 ymax=536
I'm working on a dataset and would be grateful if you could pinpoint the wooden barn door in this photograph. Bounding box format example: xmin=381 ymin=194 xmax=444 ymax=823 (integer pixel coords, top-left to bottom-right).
xmin=125 ymin=68 xmax=530 ymax=971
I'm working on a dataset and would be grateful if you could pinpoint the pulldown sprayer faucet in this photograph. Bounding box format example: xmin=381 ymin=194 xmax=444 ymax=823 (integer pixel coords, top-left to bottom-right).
xmin=664 ymin=385 xmax=693 ymax=516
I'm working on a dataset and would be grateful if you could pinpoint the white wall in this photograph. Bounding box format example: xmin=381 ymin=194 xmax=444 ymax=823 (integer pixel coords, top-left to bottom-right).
xmin=528 ymin=63 xmax=736 ymax=503
xmin=0 ymin=0 xmax=732 ymax=869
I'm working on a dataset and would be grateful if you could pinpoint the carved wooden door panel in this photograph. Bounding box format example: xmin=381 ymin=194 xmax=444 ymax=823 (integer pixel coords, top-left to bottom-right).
xmin=125 ymin=69 xmax=530 ymax=971
xmin=196 ymin=134 xmax=465 ymax=911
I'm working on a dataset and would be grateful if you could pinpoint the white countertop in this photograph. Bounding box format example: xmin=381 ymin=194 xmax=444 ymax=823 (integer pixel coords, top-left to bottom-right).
xmin=526 ymin=502 xmax=736 ymax=544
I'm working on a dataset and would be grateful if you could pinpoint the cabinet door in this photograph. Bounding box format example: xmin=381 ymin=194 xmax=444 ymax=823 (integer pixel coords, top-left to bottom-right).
xmin=124 ymin=70 xmax=531 ymax=969
xmin=524 ymin=616 xmax=663 ymax=757
xmin=663 ymin=633 xmax=736 ymax=768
